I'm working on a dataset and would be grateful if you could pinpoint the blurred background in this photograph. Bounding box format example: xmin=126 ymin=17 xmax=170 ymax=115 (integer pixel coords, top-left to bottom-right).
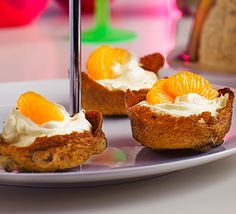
xmin=2 ymin=0 xmax=234 ymax=86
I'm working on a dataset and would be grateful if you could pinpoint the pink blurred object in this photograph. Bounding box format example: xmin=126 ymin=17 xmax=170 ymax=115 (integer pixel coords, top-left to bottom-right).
xmin=0 ymin=0 xmax=49 ymax=27
xmin=56 ymin=0 xmax=113 ymax=14
xmin=56 ymin=0 xmax=94 ymax=14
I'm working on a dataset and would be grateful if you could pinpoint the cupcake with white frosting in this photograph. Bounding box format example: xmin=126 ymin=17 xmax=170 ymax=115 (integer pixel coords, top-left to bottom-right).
xmin=0 ymin=91 xmax=106 ymax=172
xmin=126 ymin=71 xmax=234 ymax=151
xmin=82 ymin=45 xmax=164 ymax=116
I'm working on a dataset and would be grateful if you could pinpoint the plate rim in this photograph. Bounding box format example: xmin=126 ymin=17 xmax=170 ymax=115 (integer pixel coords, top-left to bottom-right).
xmin=0 ymin=146 xmax=236 ymax=178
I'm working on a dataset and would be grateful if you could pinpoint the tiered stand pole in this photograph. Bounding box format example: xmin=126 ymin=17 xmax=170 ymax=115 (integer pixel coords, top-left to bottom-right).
xmin=69 ymin=0 xmax=81 ymax=115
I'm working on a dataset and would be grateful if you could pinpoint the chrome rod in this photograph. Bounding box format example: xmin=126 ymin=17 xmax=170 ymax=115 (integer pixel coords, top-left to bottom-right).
xmin=69 ymin=0 xmax=81 ymax=115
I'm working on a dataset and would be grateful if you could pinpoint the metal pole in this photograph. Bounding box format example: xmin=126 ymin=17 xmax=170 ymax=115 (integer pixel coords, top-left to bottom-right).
xmin=69 ymin=0 xmax=81 ymax=115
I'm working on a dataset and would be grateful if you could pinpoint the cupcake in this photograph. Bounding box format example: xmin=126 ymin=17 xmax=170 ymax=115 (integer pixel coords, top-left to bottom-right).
xmin=82 ymin=45 xmax=164 ymax=116
xmin=126 ymin=71 xmax=234 ymax=152
xmin=0 ymin=92 xmax=106 ymax=172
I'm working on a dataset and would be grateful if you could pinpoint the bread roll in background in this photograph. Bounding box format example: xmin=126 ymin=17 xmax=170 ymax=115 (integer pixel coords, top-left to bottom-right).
xmin=199 ymin=0 xmax=236 ymax=69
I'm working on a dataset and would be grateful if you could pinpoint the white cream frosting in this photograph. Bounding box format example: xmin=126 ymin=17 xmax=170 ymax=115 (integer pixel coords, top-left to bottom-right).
xmin=138 ymin=93 xmax=229 ymax=117
xmin=97 ymin=53 xmax=158 ymax=91
xmin=1 ymin=105 xmax=92 ymax=147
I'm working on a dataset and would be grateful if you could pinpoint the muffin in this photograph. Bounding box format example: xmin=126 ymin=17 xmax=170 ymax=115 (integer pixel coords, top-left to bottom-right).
xmin=126 ymin=71 xmax=234 ymax=152
xmin=82 ymin=45 xmax=164 ymax=116
xmin=0 ymin=92 xmax=106 ymax=172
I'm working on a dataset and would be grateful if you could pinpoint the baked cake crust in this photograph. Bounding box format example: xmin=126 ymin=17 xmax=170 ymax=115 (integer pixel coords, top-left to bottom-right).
xmin=126 ymin=88 xmax=234 ymax=152
xmin=139 ymin=53 xmax=165 ymax=73
xmin=0 ymin=111 xmax=107 ymax=172
xmin=82 ymin=72 xmax=127 ymax=116
xmin=82 ymin=53 xmax=164 ymax=116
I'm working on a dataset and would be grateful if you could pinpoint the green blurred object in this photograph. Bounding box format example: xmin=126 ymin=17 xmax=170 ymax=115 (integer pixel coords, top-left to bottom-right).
xmin=113 ymin=149 xmax=127 ymax=162
xmin=82 ymin=0 xmax=136 ymax=43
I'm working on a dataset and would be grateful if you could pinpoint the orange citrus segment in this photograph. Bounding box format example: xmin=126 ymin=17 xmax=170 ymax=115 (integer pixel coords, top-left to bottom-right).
xmin=167 ymin=71 xmax=218 ymax=99
xmin=146 ymin=79 xmax=175 ymax=104
xmin=17 ymin=91 xmax=64 ymax=125
xmin=146 ymin=71 xmax=219 ymax=105
xmin=113 ymin=47 xmax=130 ymax=65
xmin=86 ymin=45 xmax=129 ymax=80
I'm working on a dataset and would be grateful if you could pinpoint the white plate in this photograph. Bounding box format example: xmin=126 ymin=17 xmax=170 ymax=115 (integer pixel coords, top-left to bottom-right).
xmin=0 ymin=79 xmax=235 ymax=188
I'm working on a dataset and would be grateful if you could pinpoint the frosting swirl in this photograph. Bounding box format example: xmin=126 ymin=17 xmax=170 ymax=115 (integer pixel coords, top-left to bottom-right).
xmin=138 ymin=93 xmax=228 ymax=117
xmin=97 ymin=53 xmax=158 ymax=91
xmin=1 ymin=105 xmax=92 ymax=147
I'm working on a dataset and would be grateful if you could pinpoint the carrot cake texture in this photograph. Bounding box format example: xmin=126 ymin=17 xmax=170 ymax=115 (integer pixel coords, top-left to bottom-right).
xmin=0 ymin=91 xmax=106 ymax=172
xmin=126 ymin=71 xmax=234 ymax=152
xmin=82 ymin=45 xmax=164 ymax=116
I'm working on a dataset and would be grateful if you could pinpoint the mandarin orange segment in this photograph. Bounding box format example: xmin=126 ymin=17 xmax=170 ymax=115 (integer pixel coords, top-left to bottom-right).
xmin=113 ymin=47 xmax=130 ymax=65
xmin=86 ymin=45 xmax=129 ymax=80
xmin=146 ymin=71 xmax=219 ymax=105
xmin=17 ymin=91 xmax=64 ymax=125
xmin=167 ymin=71 xmax=218 ymax=99
xmin=146 ymin=79 xmax=175 ymax=104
